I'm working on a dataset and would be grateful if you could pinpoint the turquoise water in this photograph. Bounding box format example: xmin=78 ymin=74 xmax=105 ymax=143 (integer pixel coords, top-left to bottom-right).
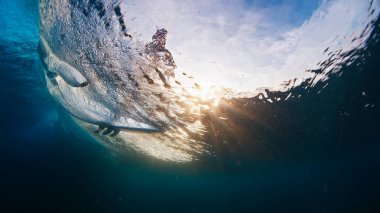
xmin=1 ymin=0 xmax=380 ymax=212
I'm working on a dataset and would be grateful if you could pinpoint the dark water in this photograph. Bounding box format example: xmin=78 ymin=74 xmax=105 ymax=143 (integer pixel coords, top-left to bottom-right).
xmin=1 ymin=0 xmax=380 ymax=212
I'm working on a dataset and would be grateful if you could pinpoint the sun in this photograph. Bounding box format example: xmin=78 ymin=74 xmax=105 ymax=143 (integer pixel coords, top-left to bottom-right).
xmin=185 ymin=84 xmax=224 ymax=114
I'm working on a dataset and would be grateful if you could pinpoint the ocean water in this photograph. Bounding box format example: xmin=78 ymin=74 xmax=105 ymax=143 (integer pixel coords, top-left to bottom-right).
xmin=1 ymin=0 xmax=380 ymax=212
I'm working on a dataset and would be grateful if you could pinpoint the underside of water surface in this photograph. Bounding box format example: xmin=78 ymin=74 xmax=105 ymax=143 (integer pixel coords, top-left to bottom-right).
xmin=35 ymin=0 xmax=380 ymax=163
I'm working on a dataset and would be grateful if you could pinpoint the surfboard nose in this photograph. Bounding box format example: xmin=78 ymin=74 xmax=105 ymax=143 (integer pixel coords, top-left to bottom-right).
xmin=39 ymin=36 xmax=88 ymax=88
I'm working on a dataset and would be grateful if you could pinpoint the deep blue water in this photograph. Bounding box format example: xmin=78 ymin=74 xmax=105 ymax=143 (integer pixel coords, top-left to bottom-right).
xmin=1 ymin=0 xmax=380 ymax=212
